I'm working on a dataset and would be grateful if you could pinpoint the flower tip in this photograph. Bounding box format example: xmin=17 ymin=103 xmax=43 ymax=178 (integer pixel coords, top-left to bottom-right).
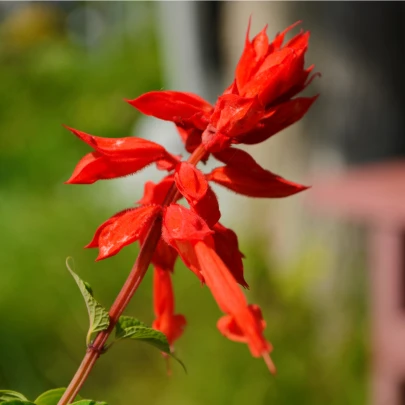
xmin=262 ymin=352 xmax=277 ymax=375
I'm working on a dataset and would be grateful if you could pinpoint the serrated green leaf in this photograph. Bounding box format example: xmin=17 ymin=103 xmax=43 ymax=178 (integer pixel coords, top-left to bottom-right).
xmin=115 ymin=315 xmax=146 ymax=339
xmin=115 ymin=316 xmax=186 ymax=372
xmin=71 ymin=401 xmax=108 ymax=405
xmin=0 ymin=391 xmax=28 ymax=402
xmin=66 ymin=258 xmax=110 ymax=345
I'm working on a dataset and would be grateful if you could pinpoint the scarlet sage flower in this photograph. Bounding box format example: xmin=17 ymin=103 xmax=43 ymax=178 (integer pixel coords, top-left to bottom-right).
xmin=66 ymin=20 xmax=318 ymax=372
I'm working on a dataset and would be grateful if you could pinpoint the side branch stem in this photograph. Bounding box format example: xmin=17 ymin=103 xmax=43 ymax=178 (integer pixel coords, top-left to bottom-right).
xmin=58 ymin=144 xmax=207 ymax=405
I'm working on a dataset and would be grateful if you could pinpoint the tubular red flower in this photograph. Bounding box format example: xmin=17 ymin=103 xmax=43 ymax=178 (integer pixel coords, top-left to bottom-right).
xmin=194 ymin=240 xmax=275 ymax=373
xmin=153 ymin=266 xmax=186 ymax=348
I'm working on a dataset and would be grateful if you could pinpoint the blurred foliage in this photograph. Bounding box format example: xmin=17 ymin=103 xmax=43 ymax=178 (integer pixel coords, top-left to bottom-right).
xmin=0 ymin=3 xmax=368 ymax=405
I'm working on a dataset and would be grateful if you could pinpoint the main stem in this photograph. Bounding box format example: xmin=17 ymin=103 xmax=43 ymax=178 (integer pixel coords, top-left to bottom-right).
xmin=58 ymin=144 xmax=207 ymax=405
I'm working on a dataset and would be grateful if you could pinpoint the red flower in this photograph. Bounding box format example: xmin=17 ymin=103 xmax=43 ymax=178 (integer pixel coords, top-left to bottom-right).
xmin=153 ymin=267 xmax=186 ymax=349
xmin=162 ymin=204 xmax=276 ymax=373
xmin=66 ymin=19 xmax=318 ymax=373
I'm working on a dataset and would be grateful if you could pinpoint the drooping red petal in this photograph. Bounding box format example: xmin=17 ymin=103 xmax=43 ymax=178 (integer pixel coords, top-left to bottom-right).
xmin=127 ymin=91 xmax=213 ymax=130
xmin=217 ymin=304 xmax=266 ymax=344
xmin=95 ymin=205 xmax=161 ymax=260
xmin=137 ymin=176 xmax=175 ymax=206
xmin=153 ymin=266 xmax=186 ymax=346
xmin=174 ymin=163 xmax=221 ymax=227
xmin=209 ymin=148 xmax=308 ymax=198
xmin=238 ymin=96 xmax=318 ymax=145
xmin=212 ymin=223 xmax=247 ymax=288
xmin=65 ymin=152 xmax=170 ymax=184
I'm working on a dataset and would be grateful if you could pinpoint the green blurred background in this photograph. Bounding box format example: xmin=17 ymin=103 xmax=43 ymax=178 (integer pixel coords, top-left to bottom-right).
xmin=0 ymin=2 xmax=368 ymax=404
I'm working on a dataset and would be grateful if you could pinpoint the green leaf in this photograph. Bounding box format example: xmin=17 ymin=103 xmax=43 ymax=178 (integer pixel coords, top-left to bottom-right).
xmin=115 ymin=315 xmax=146 ymax=339
xmin=0 ymin=401 xmax=35 ymax=405
xmin=66 ymin=258 xmax=110 ymax=345
xmin=115 ymin=316 xmax=186 ymax=372
xmin=0 ymin=391 xmax=28 ymax=402
xmin=71 ymin=401 xmax=108 ymax=405
xmin=34 ymin=388 xmax=82 ymax=405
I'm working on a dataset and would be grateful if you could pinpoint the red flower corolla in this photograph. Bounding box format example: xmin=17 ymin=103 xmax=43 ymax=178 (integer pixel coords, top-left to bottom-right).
xmin=153 ymin=267 xmax=186 ymax=349
xmin=66 ymin=19 xmax=318 ymax=373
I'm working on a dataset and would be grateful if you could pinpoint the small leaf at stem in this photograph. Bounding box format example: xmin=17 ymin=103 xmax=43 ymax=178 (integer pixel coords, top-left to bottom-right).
xmin=0 ymin=391 xmax=28 ymax=402
xmin=115 ymin=315 xmax=146 ymax=339
xmin=115 ymin=316 xmax=186 ymax=372
xmin=66 ymin=258 xmax=110 ymax=345
xmin=34 ymin=388 xmax=81 ymax=405
xmin=71 ymin=401 xmax=108 ymax=405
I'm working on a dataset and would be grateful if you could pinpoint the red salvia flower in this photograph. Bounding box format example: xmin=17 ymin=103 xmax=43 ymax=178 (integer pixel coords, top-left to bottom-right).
xmin=66 ymin=19 xmax=318 ymax=374
xmin=153 ymin=267 xmax=186 ymax=349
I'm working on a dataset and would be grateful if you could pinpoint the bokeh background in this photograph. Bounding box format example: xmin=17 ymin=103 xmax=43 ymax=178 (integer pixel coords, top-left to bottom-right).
xmin=2 ymin=1 xmax=405 ymax=404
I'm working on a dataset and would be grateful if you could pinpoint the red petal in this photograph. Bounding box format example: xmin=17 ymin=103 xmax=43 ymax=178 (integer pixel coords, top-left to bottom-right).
xmin=241 ymin=50 xmax=299 ymax=105
xmin=217 ymin=305 xmax=266 ymax=344
xmin=235 ymin=18 xmax=258 ymax=92
xmin=151 ymin=240 xmax=178 ymax=273
xmin=138 ymin=176 xmax=175 ymax=206
xmin=209 ymin=148 xmax=309 ymax=198
xmin=252 ymin=25 xmax=269 ymax=60
xmin=127 ymin=91 xmax=213 ymax=130
xmin=269 ymin=21 xmax=302 ymax=52
xmin=238 ymin=96 xmax=318 ymax=145
xmin=212 ymin=223 xmax=247 ymax=288
xmin=85 ymin=210 xmax=127 ymax=248
xmin=209 ymin=94 xmax=265 ymax=138
xmin=66 ymin=152 xmax=168 ymax=184
xmin=174 ymin=162 xmax=208 ymax=204
xmin=153 ymin=267 xmax=186 ymax=346
xmin=162 ymin=204 xmax=213 ymax=244
xmin=64 ymin=126 xmax=171 ymax=160
xmin=193 ymin=187 xmax=221 ymax=228
xmin=174 ymin=163 xmax=220 ymax=227
xmin=176 ymin=125 xmax=206 ymax=155
xmin=96 ymin=205 xmax=161 ymax=260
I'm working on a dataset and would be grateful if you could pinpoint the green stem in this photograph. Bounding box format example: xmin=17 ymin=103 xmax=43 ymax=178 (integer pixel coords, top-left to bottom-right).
xmin=57 ymin=144 xmax=207 ymax=405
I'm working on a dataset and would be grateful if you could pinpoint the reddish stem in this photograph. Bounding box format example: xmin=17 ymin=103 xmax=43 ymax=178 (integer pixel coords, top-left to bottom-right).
xmin=58 ymin=144 xmax=207 ymax=405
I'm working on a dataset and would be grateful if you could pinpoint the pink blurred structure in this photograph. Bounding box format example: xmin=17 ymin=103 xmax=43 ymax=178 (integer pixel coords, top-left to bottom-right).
xmin=309 ymin=161 xmax=405 ymax=405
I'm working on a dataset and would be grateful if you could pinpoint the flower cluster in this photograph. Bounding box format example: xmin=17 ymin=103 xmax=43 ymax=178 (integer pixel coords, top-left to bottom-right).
xmin=66 ymin=21 xmax=318 ymax=373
